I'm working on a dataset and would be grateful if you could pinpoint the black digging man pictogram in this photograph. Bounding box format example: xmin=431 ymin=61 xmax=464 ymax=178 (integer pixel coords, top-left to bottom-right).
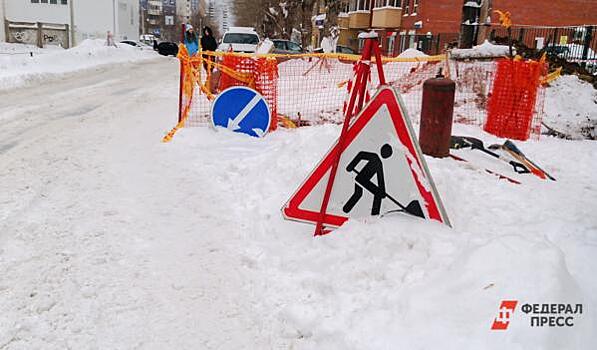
xmin=342 ymin=143 xmax=425 ymax=218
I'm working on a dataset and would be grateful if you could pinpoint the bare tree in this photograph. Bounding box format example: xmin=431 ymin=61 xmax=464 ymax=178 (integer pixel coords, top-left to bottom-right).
xmin=231 ymin=0 xmax=344 ymax=47
xmin=321 ymin=0 xmax=344 ymax=39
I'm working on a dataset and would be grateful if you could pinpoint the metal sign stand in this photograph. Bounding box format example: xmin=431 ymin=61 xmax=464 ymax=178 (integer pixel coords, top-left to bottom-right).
xmin=314 ymin=34 xmax=387 ymax=236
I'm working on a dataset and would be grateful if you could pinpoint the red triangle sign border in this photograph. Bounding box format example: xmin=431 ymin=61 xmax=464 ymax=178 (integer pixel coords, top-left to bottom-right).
xmin=283 ymin=86 xmax=451 ymax=228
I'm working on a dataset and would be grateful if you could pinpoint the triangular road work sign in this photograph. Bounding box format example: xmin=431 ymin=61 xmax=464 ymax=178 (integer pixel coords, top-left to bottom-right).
xmin=282 ymin=86 xmax=450 ymax=228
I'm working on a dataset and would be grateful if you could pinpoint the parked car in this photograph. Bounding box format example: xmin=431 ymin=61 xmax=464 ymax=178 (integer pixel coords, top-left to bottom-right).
xmin=157 ymin=42 xmax=178 ymax=56
xmin=217 ymin=27 xmax=260 ymax=53
xmin=336 ymin=45 xmax=356 ymax=55
xmin=272 ymin=39 xmax=305 ymax=54
xmin=139 ymin=34 xmax=156 ymax=45
xmin=120 ymin=40 xmax=153 ymax=50
xmin=545 ymin=44 xmax=570 ymax=56
xmin=545 ymin=44 xmax=597 ymax=72
xmin=312 ymin=45 xmax=356 ymax=55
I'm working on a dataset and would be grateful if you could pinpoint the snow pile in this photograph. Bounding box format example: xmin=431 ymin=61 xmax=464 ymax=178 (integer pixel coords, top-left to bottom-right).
xmin=451 ymin=40 xmax=512 ymax=59
xmin=0 ymin=42 xmax=63 ymax=55
xmin=165 ymin=124 xmax=597 ymax=349
xmin=1 ymin=53 xmax=595 ymax=349
xmin=397 ymin=48 xmax=429 ymax=58
xmin=543 ymin=75 xmax=597 ymax=139
xmin=0 ymin=39 xmax=157 ymax=91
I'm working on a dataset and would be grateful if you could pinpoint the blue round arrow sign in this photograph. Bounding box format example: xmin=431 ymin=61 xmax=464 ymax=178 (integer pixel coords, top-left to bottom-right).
xmin=211 ymin=86 xmax=271 ymax=138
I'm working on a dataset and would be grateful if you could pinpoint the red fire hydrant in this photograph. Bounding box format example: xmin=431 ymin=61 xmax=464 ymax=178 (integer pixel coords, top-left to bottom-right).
xmin=419 ymin=70 xmax=455 ymax=158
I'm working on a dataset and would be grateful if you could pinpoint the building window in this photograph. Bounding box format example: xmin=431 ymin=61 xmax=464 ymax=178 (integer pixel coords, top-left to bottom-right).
xmin=402 ymin=0 xmax=410 ymax=15
xmin=387 ymin=34 xmax=396 ymax=56
xmin=374 ymin=0 xmax=400 ymax=8
xmin=413 ymin=0 xmax=419 ymax=14
xmin=340 ymin=2 xmax=350 ymax=14
xmin=32 ymin=0 xmax=67 ymax=4
xmin=349 ymin=0 xmax=371 ymax=12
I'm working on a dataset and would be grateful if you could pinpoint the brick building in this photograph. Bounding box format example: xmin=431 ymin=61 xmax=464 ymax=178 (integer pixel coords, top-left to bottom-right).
xmin=328 ymin=0 xmax=597 ymax=55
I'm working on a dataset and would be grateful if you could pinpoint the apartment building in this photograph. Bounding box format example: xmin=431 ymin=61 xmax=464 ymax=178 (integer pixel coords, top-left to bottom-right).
xmin=316 ymin=0 xmax=597 ymax=55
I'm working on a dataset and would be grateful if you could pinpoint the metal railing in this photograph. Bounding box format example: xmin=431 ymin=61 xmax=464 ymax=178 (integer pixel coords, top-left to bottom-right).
xmin=393 ymin=33 xmax=460 ymax=56
xmin=488 ymin=24 xmax=597 ymax=73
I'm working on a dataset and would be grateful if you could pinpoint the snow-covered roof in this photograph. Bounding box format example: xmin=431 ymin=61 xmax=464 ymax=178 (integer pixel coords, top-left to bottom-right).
xmin=358 ymin=31 xmax=378 ymax=39
xmin=464 ymin=1 xmax=482 ymax=8
xmin=227 ymin=27 xmax=258 ymax=34
xmin=314 ymin=14 xmax=326 ymax=21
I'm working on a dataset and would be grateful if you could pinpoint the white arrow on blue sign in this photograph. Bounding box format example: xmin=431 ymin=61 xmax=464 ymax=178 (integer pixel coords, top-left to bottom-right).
xmin=211 ymin=86 xmax=271 ymax=138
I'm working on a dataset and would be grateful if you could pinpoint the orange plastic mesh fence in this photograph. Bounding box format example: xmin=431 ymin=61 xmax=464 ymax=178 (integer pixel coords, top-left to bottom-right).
xmin=450 ymin=60 xmax=497 ymax=125
xmin=484 ymin=58 xmax=547 ymax=141
xmin=183 ymin=52 xmax=449 ymax=128
xmin=176 ymin=51 xmax=546 ymax=140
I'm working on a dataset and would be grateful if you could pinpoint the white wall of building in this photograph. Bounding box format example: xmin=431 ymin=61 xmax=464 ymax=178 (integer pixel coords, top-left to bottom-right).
xmin=0 ymin=0 xmax=6 ymax=43
xmin=177 ymin=0 xmax=192 ymax=23
xmin=116 ymin=0 xmax=139 ymax=42
xmin=2 ymin=0 xmax=139 ymax=45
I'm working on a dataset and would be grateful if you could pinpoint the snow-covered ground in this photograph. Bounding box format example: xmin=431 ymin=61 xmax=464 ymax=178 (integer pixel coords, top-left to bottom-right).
xmin=0 ymin=40 xmax=159 ymax=91
xmin=0 ymin=53 xmax=596 ymax=349
xmin=543 ymin=74 xmax=597 ymax=139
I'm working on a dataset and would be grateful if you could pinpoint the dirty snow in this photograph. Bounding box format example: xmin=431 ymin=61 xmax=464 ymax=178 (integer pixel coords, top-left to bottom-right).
xmin=397 ymin=48 xmax=429 ymax=58
xmin=451 ymin=40 xmax=512 ymax=59
xmin=0 ymin=51 xmax=596 ymax=349
xmin=0 ymin=40 xmax=158 ymax=91
xmin=543 ymin=74 xmax=597 ymax=139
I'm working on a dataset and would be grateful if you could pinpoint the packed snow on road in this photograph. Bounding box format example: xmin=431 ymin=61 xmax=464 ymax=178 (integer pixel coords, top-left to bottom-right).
xmin=0 ymin=42 xmax=596 ymax=349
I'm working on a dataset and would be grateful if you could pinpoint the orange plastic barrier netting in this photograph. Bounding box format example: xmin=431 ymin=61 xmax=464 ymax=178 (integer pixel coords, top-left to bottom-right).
xmin=183 ymin=52 xmax=449 ymax=129
xmin=174 ymin=50 xmax=547 ymax=141
xmin=215 ymin=55 xmax=279 ymax=131
xmin=484 ymin=58 xmax=547 ymax=140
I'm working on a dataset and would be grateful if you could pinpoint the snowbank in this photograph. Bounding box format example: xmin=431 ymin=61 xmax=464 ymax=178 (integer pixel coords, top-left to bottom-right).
xmin=398 ymin=48 xmax=429 ymax=58
xmin=166 ymin=124 xmax=597 ymax=349
xmin=0 ymin=42 xmax=63 ymax=55
xmin=451 ymin=40 xmax=512 ymax=59
xmin=543 ymin=75 xmax=597 ymax=139
xmin=0 ymin=39 xmax=158 ymax=91
xmin=0 ymin=57 xmax=595 ymax=348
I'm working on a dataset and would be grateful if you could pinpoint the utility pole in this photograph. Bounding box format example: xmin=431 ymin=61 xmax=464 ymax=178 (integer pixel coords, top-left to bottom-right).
xmin=69 ymin=0 xmax=75 ymax=47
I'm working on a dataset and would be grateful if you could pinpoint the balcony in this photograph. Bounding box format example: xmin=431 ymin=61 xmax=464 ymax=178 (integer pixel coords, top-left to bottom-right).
xmin=147 ymin=9 xmax=162 ymax=16
xmin=338 ymin=13 xmax=349 ymax=29
xmin=371 ymin=7 xmax=402 ymax=28
xmin=348 ymin=11 xmax=370 ymax=29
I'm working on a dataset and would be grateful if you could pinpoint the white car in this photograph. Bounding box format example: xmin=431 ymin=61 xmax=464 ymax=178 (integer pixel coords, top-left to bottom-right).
xmin=217 ymin=27 xmax=261 ymax=53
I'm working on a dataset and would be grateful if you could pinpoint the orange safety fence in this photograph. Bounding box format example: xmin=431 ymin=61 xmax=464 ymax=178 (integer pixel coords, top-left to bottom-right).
xmin=177 ymin=50 xmax=449 ymax=130
xmin=165 ymin=46 xmax=552 ymax=142
xmin=484 ymin=58 xmax=547 ymax=140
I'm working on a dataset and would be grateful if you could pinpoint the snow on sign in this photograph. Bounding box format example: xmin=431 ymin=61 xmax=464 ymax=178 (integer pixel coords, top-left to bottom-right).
xmin=211 ymin=86 xmax=271 ymax=137
xmin=283 ymin=86 xmax=451 ymax=228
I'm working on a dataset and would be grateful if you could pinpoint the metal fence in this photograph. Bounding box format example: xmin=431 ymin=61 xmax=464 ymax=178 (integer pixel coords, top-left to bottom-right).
xmin=488 ymin=24 xmax=597 ymax=73
xmin=393 ymin=33 xmax=460 ymax=56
